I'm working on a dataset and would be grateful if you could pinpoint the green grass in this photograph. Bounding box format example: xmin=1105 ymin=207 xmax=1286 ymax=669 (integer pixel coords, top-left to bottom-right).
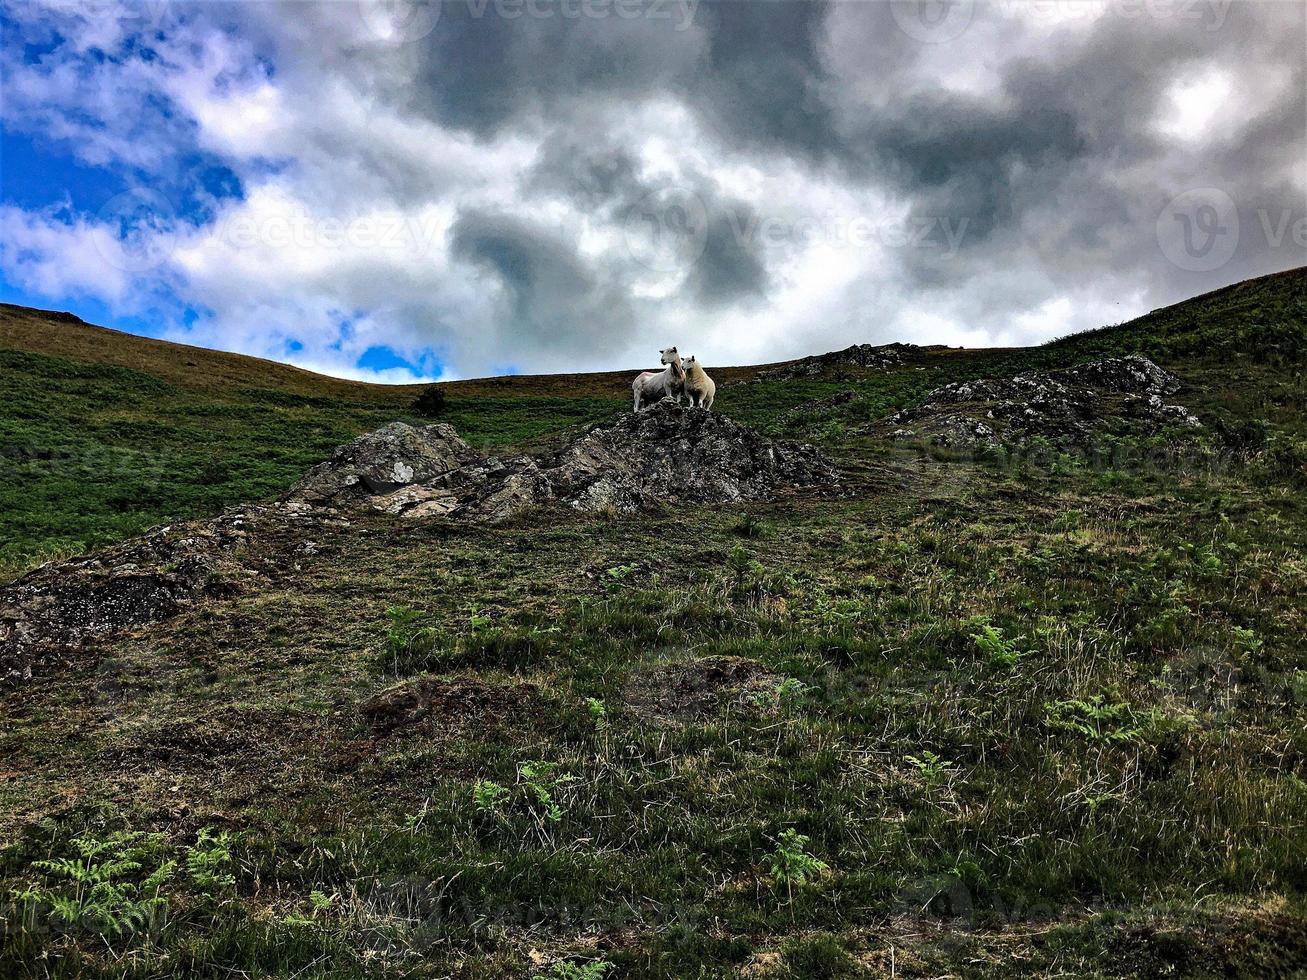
xmin=2 ymin=270 xmax=1306 ymax=977
xmin=0 ymin=346 xmax=624 ymax=575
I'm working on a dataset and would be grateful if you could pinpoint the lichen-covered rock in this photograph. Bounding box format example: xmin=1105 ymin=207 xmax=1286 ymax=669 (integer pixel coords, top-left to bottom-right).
xmin=2 ymin=407 xmax=836 ymax=682
xmin=549 ymin=401 xmax=838 ymax=508
xmin=0 ymin=501 xmax=349 ymax=686
xmin=755 ymin=342 xmax=928 ymax=381
xmin=289 ymin=421 xmax=473 ymax=503
xmin=369 ymin=401 xmax=839 ymax=522
xmin=1 ymin=516 xmax=245 ymax=685
xmin=888 ymin=355 xmax=1200 ymax=449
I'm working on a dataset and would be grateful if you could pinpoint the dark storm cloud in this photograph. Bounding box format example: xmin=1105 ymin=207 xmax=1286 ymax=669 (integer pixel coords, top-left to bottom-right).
xmin=525 ymin=133 xmax=646 ymax=210
xmin=526 ymin=133 xmax=772 ymax=306
xmin=410 ymin=0 xmax=705 ymax=136
xmin=692 ymin=0 xmax=839 ymax=163
xmin=449 ymin=208 xmax=634 ymax=354
xmin=691 ymin=203 xmax=769 ymax=306
xmin=419 ymin=0 xmax=1304 ymax=345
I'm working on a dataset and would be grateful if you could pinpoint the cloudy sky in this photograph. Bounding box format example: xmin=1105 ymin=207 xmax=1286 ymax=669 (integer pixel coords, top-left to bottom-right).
xmin=1 ymin=0 xmax=1304 ymax=382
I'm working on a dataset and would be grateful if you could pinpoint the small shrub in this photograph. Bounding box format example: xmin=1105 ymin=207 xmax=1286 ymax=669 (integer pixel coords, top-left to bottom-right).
xmin=412 ymin=386 xmax=447 ymax=417
xmin=905 ymin=750 xmax=956 ymax=786
xmin=532 ymin=961 xmax=612 ymax=980
xmin=14 ymin=830 xmax=175 ymax=938
xmin=472 ymin=780 xmax=510 ymax=816
xmin=379 ymin=606 xmax=444 ymax=674
xmin=727 ymin=545 xmax=764 ymax=592
xmin=184 ymin=828 xmax=235 ymax=897
xmin=765 ymin=829 xmax=829 ymax=898
xmin=776 ymin=677 xmax=808 ymax=710
xmin=518 ymin=761 xmax=577 ymax=824
xmin=733 ymin=511 xmax=772 ymax=539
xmin=1230 ymin=626 xmax=1263 ymax=655
xmin=970 ymin=620 xmax=1027 ymax=669
xmin=603 ymin=563 xmax=639 ymax=592
xmin=1045 ymin=695 xmax=1146 ymax=744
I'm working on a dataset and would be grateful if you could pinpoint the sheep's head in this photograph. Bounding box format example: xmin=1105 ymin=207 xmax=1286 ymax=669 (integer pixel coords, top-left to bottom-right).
xmin=660 ymin=346 xmax=680 ymax=366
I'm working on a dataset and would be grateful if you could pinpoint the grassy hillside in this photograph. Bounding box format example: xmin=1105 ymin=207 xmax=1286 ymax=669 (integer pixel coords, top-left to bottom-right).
xmin=1049 ymin=267 xmax=1307 ymax=365
xmin=5 ymin=272 xmax=1306 ymax=575
xmin=2 ymin=272 xmax=1306 ymax=978
xmin=0 ymin=307 xmax=625 ymax=573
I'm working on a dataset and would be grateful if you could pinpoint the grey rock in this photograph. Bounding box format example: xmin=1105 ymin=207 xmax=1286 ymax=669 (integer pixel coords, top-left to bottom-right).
xmin=289 ymin=421 xmax=473 ymax=503
xmin=887 ymin=355 xmax=1200 ymax=449
xmin=755 ymin=342 xmax=925 ymax=381
xmin=371 ymin=401 xmax=839 ymax=522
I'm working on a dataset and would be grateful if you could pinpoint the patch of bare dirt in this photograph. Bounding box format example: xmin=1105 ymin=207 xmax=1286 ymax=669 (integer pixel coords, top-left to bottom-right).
xmin=625 ymin=656 xmax=780 ymax=723
xmin=360 ymin=674 xmax=546 ymax=735
xmin=97 ymin=706 xmax=332 ymax=777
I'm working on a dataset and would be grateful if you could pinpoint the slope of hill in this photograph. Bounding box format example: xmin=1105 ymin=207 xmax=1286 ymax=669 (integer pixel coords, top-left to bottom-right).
xmin=5 ymin=269 xmax=1306 ymax=575
xmin=2 ymin=272 xmax=1306 ymax=979
xmin=1048 ymin=266 xmax=1307 ymax=364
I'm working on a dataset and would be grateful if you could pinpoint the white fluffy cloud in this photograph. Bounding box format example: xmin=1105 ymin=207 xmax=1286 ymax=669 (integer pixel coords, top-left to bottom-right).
xmin=1 ymin=0 xmax=1303 ymax=382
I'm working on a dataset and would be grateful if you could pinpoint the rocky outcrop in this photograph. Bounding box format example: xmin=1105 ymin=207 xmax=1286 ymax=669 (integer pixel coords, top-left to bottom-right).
xmin=290 ymin=421 xmax=473 ymax=504
xmin=342 ymin=401 xmax=839 ymax=522
xmin=887 ymin=355 xmax=1201 ymax=449
xmin=283 ymin=402 xmax=838 ymax=523
xmin=1 ymin=511 xmax=252 ymax=685
xmin=3 ymin=406 xmax=835 ymax=684
xmin=755 ymin=342 xmax=929 ymax=381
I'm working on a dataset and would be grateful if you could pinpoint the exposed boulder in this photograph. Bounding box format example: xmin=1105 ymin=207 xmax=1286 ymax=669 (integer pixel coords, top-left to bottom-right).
xmin=887 ymin=355 xmax=1201 ymax=450
xmin=289 ymin=421 xmax=473 ymax=504
xmin=0 ymin=502 xmax=347 ymax=686
xmin=541 ymin=401 xmax=838 ymax=512
xmin=3 ymin=407 xmax=835 ymax=684
xmin=755 ymin=342 xmax=928 ymax=381
xmin=2 ymin=515 xmax=245 ymax=685
xmin=347 ymin=402 xmax=839 ymax=522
